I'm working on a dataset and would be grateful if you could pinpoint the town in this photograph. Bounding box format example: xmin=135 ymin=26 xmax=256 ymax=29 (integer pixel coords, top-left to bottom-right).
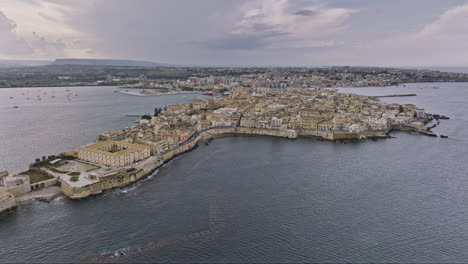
xmin=2 ymin=62 xmax=468 ymax=90
xmin=1 ymin=86 xmax=444 ymax=213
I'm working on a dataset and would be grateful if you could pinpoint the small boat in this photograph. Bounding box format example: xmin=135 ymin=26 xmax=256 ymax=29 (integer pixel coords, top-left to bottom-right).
xmin=440 ymin=135 xmax=448 ymax=138
xmin=12 ymin=106 xmax=19 ymax=108
xmin=9 ymin=97 xmax=13 ymax=99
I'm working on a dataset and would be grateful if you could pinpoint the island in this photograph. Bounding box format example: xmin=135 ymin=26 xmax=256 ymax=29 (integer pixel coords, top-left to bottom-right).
xmin=0 ymin=87 xmax=447 ymax=212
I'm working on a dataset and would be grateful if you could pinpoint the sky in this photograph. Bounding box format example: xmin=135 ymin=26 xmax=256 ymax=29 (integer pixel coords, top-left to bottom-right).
xmin=0 ymin=0 xmax=468 ymax=67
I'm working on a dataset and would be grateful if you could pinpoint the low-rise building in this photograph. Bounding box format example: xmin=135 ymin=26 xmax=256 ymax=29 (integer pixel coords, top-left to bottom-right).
xmin=77 ymin=140 xmax=151 ymax=167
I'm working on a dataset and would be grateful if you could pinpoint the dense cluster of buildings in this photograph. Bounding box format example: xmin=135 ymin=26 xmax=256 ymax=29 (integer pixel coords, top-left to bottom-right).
xmin=98 ymin=87 xmax=428 ymax=152
xmin=122 ymin=67 xmax=468 ymax=93
xmin=3 ymin=64 xmax=468 ymax=89
xmin=0 ymin=85 xmax=435 ymax=208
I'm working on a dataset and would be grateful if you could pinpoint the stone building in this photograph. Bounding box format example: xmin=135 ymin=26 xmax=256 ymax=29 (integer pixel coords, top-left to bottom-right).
xmin=77 ymin=140 xmax=151 ymax=167
xmin=0 ymin=189 xmax=16 ymax=214
xmin=0 ymin=171 xmax=31 ymax=197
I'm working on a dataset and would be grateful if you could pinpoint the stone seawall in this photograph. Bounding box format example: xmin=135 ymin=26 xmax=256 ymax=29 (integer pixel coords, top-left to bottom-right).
xmin=61 ymin=127 xmax=360 ymax=199
xmin=162 ymin=127 xmax=297 ymax=162
xmin=297 ymin=129 xmax=360 ymax=140
xmin=0 ymin=191 xmax=16 ymax=215
xmin=6 ymin=180 xmax=31 ymax=197
xmin=61 ymin=157 xmax=162 ymax=199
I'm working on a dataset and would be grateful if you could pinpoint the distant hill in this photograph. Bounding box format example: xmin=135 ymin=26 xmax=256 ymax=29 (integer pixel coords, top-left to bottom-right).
xmin=52 ymin=58 xmax=162 ymax=67
xmin=0 ymin=60 xmax=51 ymax=68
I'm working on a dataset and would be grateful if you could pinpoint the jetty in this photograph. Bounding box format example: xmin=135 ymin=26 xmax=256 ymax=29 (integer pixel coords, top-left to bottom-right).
xmin=372 ymin=94 xmax=417 ymax=98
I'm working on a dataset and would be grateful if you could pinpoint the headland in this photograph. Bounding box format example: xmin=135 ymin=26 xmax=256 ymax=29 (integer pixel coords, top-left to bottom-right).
xmin=0 ymin=87 xmax=448 ymax=211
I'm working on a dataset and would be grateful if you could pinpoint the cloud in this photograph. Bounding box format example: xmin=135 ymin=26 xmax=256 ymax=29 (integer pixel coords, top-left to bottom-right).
xmin=198 ymin=0 xmax=356 ymax=51
xmin=0 ymin=0 xmax=466 ymax=66
xmin=294 ymin=10 xmax=319 ymax=17
xmin=413 ymin=2 xmax=468 ymax=40
xmin=0 ymin=9 xmax=70 ymax=59
xmin=0 ymin=11 xmax=33 ymax=56
xmin=0 ymin=0 xmax=95 ymax=59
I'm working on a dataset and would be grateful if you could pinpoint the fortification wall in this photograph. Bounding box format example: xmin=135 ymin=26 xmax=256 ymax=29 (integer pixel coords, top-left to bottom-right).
xmin=0 ymin=192 xmax=16 ymax=214
xmin=62 ymin=158 xmax=162 ymax=199
xmin=61 ymin=126 xmax=356 ymax=199
xmin=30 ymin=178 xmax=57 ymax=191
xmin=297 ymin=129 xmax=360 ymax=140
xmin=162 ymin=127 xmax=296 ymax=162
xmin=6 ymin=181 xmax=31 ymax=197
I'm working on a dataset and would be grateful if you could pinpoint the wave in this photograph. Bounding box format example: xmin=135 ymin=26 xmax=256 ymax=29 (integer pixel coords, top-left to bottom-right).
xmin=117 ymin=169 xmax=159 ymax=194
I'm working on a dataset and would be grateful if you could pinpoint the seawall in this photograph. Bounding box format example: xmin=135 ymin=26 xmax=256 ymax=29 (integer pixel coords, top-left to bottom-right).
xmin=61 ymin=157 xmax=162 ymax=199
xmin=0 ymin=191 xmax=17 ymax=215
xmin=60 ymin=127 xmax=368 ymax=199
xmin=162 ymin=127 xmax=297 ymax=162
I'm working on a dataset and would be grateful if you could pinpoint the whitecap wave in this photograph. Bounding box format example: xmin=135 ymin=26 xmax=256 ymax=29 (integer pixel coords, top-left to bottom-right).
xmin=118 ymin=169 xmax=159 ymax=194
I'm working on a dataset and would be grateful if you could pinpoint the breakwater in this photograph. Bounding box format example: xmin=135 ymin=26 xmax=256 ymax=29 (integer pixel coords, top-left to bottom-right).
xmin=372 ymin=94 xmax=417 ymax=98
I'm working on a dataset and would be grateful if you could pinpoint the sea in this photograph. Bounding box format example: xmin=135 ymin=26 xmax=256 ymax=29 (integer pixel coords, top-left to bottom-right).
xmin=0 ymin=83 xmax=468 ymax=263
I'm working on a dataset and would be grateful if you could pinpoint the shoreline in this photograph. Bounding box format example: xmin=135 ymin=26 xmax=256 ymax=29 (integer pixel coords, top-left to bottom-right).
xmin=1 ymin=86 xmax=450 ymax=208
xmin=60 ymin=124 xmax=440 ymax=200
xmin=117 ymin=90 xmax=202 ymax=97
xmin=0 ymin=80 xmax=468 ymax=89
xmin=15 ymin=186 xmax=61 ymax=204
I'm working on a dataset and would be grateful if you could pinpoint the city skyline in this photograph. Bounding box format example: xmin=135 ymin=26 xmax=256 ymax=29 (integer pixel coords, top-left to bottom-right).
xmin=0 ymin=0 xmax=468 ymax=67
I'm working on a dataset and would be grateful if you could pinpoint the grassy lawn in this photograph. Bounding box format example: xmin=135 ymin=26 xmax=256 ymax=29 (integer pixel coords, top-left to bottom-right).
xmin=36 ymin=164 xmax=68 ymax=174
xmin=68 ymin=172 xmax=81 ymax=176
xmin=19 ymin=170 xmax=53 ymax=184
xmin=49 ymin=167 xmax=69 ymax=174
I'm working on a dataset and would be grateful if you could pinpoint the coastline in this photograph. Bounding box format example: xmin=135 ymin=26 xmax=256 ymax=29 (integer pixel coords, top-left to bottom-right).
xmin=1 ymin=85 xmax=451 ymax=208
xmin=117 ymin=90 xmax=202 ymax=97
xmin=60 ymin=123 xmax=438 ymax=200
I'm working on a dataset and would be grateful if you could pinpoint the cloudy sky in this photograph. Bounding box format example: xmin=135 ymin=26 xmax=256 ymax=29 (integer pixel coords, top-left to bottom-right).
xmin=0 ymin=0 xmax=467 ymax=66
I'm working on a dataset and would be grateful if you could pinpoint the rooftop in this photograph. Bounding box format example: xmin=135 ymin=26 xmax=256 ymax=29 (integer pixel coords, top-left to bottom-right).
xmin=78 ymin=140 xmax=148 ymax=157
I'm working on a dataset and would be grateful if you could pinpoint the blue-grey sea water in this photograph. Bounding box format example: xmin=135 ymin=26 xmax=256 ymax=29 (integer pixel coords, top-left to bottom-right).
xmin=0 ymin=83 xmax=468 ymax=263
xmin=0 ymin=87 xmax=201 ymax=173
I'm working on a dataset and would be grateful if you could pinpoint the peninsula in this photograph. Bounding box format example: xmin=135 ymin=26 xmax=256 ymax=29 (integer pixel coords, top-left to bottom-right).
xmin=0 ymin=87 xmax=446 ymax=211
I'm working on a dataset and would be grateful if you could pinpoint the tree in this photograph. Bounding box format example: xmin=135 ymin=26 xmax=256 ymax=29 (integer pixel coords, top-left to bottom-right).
xmin=141 ymin=114 xmax=151 ymax=120
xmin=35 ymin=158 xmax=41 ymax=164
xmin=154 ymin=107 xmax=163 ymax=117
